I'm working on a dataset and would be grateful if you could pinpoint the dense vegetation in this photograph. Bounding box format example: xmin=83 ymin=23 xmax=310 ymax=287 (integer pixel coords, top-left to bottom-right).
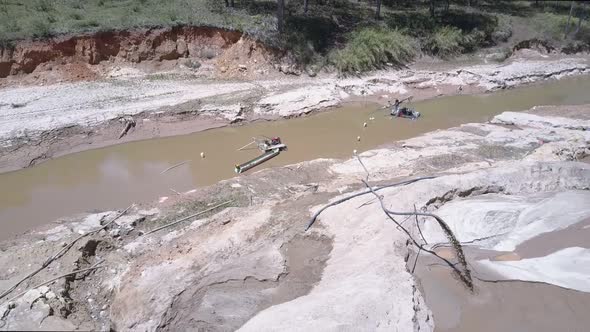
xmin=0 ymin=0 xmax=588 ymax=74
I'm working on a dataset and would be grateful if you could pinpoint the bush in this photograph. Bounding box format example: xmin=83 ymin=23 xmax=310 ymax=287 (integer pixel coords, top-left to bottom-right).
xmin=461 ymin=28 xmax=486 ymax=52
xmin=34 ymin=0 xmax=53 ymax=12
xmin=30 ymin=18 xmax=51 ymax=39
xmin=531 ymin=12 xmax=568 ymax=41
xmin=424 ymin=26 xmax=463 ymax=58
xmin=492 ymin=15 xmax=513 ymax=43
xmin=330 ymin=27 xmax=416 ymax=74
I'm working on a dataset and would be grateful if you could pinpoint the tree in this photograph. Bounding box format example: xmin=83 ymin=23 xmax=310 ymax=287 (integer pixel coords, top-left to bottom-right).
xmin=376 ymin=0 xmax=382 ymax=19
xmin=277 ymin=0 xmax=285 ymax=32
xmin=564 ymin=1 xmax=575 ymax=39
xmin=575 ymin=1 xmax=588 ymax=36
xmin=429 ymin=0 xmax=436 ymax=18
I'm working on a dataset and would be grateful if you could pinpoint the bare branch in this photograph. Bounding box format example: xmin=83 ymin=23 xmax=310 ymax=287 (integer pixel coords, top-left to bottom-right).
xmin=361 ymin=179 xmax=473 ymax=290
xmin=3 ymin=260 xmax=104 ymax=306
xmin=0 ymin=205 xmax=133 ymax=300
xmin=144 ymin=200 xmax=233 ymax=235
xmin=305 ymin=176 xmax=437 ymax=231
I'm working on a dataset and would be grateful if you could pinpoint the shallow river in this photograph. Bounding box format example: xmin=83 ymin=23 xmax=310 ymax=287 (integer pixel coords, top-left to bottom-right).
xmin=2 ymin=75 xmax=590 ymax=239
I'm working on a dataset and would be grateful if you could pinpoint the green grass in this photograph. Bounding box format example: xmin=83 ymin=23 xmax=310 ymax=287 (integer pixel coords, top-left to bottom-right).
xmin=530 ymin=11 xmax=590 ymax=44
xmin=330 ymin=27 xmax=417 ymax=74
xmin=0 ymin=0 xmax=275 ymax=42
xmin=424 ymin=26 xmax=464 ymax=58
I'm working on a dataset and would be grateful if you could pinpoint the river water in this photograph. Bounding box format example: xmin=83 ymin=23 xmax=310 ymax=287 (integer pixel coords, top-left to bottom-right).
xmin=2 ymin=75 xmax=590 ymax=239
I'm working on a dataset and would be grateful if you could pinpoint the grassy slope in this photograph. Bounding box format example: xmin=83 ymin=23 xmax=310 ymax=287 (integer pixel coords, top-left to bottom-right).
xmin=0 ymin=0 xmax=276 ymax=42
xmin=0 ymin=0 xmax=588 ymax=73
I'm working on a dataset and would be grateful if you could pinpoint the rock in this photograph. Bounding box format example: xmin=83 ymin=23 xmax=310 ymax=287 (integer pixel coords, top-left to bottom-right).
xmin=238 ymin=64 xmax=247 ymax=71
xmin=138 ymin=208 xmax=160 ymax=216
xmin=22 ymin=289 xmax=42 ymax=305
xmin=176 ymin=39 xmax=188 ymax=57
xmin=220 ymin=66 xmax=228 ymax=73
xmin=155 ymin=40 xmax=180 ymax=61
xmin=109 ymin=228 xmax=121 ymax=238
xmin=280 ymin=64 xmax=301 ymax=76
xmin=71 ymin=212 xmax=115 ymax=234
xmin=37 ymin=286 xmax=50 ymax=295
xmin=99 ymin=229 xmax=107 ymax=237
xmin=115 ymin=215 xmax=145 ymax=229
xmin=39 ymin=316 xmax=77 ymax=331
xmin=45 ymin=291 xmax=56 ymax=300
xmin=3 ymin=300 xmax=51 ymax=330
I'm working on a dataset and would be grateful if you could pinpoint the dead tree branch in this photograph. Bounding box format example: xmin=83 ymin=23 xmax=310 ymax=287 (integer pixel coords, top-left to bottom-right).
xmin=161 ymin=160 xmax=191 ymax=174
xmin=411 ymin=247 xmax=422 ymax=273
xmin=355 ymin=154 xmax=370 ymax=182
xmin=305 ymin=176 xmax=437 ymax=231
xmin=3 ymin=260 xmax=104 ymax=305
xmin=415 ymin=204 xmax=428 ymax=245
xmin=361 ymin=179 xmax=473 ymax=290
xmin=0 ymin=205 xmax=133 ymax=301
xmin=144 ymin=200 xmax=233 ymax=235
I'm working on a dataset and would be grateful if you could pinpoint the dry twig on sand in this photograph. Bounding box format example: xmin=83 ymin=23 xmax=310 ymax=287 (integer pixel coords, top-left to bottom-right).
xmin=144 ymin=200 xmax=233 ymax=235
xmin=3 ymin=260 xmax=105 ymax=305
xmin=0 ymin=205 xmax=133 ymax=301
xmin=305 ymin=155 xmax=473 ymax=290
xmin=361 ymin=179 xmax=472 ymax=290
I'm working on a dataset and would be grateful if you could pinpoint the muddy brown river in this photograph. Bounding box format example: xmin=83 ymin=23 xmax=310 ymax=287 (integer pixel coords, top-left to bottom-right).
xmin=2 ymin=75 xmax=590 ymax=239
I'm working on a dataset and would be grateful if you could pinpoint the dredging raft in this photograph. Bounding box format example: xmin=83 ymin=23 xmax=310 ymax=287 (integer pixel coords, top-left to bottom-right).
xmin=235 ymin=137 xmax=287 ymax=174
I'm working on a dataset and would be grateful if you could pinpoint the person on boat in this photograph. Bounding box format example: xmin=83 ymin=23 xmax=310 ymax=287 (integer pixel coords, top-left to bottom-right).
xmin=390 ymin=97 xmax=411 ymax=117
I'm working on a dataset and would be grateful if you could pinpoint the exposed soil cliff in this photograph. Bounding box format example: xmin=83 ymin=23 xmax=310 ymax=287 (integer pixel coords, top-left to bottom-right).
xmin=0 ymin=26 xmax=281 ymax=81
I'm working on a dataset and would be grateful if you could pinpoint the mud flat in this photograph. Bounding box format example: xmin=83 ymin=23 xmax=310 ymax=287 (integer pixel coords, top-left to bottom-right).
xmin=1 ymin=105 xmax=589 ymax=331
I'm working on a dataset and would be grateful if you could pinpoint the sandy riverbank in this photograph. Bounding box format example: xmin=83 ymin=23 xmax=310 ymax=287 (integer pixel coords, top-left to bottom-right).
xmin=1 ymin=53 xmax=589 ymax=173
xmin=1 ymin=105 xmax=589 ymax=331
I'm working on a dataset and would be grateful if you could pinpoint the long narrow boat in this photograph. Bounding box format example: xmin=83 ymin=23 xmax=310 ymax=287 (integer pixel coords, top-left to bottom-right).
xmin=234 ymin=137 xmax=287 ymax=174
xmin=235 ymin=149 xmax=281 ymax=174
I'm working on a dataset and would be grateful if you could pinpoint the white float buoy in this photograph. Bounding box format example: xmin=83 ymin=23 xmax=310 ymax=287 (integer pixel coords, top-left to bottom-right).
xmin=200 ymin=152 xmax=205 ymax=158
xmin=363 ymin=122 xmax=367 ymax=127
xmin=357 ymin=136 xmax=361 ymax=142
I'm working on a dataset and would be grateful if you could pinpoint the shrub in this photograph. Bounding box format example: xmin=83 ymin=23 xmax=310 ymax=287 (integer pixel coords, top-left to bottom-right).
xmin=74 ymin=19 xmax=101 ymax=29
xmin=30 ymin=18 xmax=51 ymax=38
xmin=492 ymin=15 xmax=513 ymax=43
xmin=331 ymin=27 xmax=416 ymax=74
xmin=424 ymin=26 xmax=463 ymax=58
xmin=34 ymin=0 xmax=53 ymax=12
xmin=461 ymin=28 xmax=486 ymax=52
xmin=70 ymin=12 xmax=83 ymax=21
xmin=531 ymin=12 xmax=568 ymax=41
